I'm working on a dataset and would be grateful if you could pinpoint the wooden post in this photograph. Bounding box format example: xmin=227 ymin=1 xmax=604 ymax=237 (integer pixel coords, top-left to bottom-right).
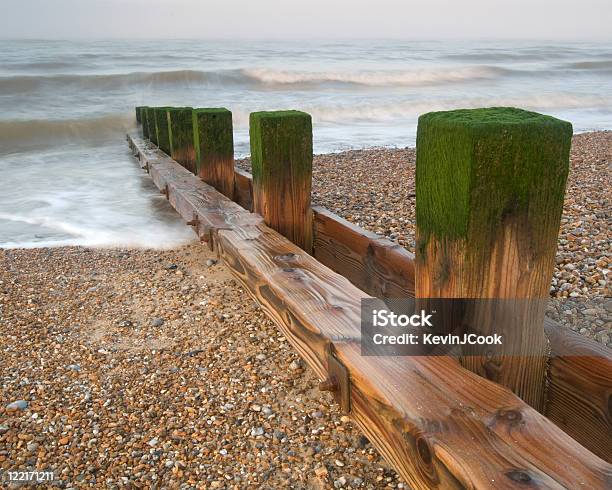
xmin=141 ymin=106 xmax=150 ymax=139
xmin=250 ymin=110 xmax=313 ymax=253
xmin=193 ymin=108 xmax=235 ymax=199
xmin=415 ymin=107 xmax=572 ymax=411
xmin=153 ymin=107 xmax=171 ymax=155
xmin=167 ymin=107 xmax=196 ymax=174
xmin=146 ymin=107 xmax=157 ymax=144
xmin=135 ymin=106 xmax=143 ymax=124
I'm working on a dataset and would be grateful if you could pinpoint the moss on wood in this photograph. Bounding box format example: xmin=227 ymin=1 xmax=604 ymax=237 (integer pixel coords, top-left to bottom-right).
xmin=167 ymin=107 xmax=195 ymax=173
xmin=154 ymin=107 xmax=172 ymax=154
xmin=141 ymin=106 xmax=150 ymax=139
xmin=193 ymin=108 xmax=234 ymax=168
xmin=250 ymin=110 xmax=313 ymax=189
xmin=193 ymin=108 xmax=234 ymax=195
xmin=416 ymin=107 xmax=572 ymax=261
xmin=145 ymin=107 xmax=156 ymax=144
xmin=249 ymin=110 xmax=313 ymax=251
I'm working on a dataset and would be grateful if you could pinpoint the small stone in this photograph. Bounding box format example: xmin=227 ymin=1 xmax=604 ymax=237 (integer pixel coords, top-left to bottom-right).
xmin=312 ymin=411 xmax=323 ymax=419
xmin=256 ymin=353 xmax=267 ymax=361
xmin=358 ymin=435 xmax=370 ymax=448
xmin=26 ymin=442 xmax=39 ymax=452
xmin=250 ymin=427 xmax=264 ymax=437
xmin=261 ymin=407 xmax=274 ymax=416
xmin=118 ymin=319 xmax=133 ymax=327
xmin=6 ymin=400 xmax=28 ymax=411
xmin=167 ymin=264 xmax=178 ymax=270
xmin=148 ymin=437 xmax=158 ymax=447
xmin=206 ymin=259 xmax=218 ymax=267
xmin=58 ymin=437 xmax=70 ymax=445
xmin=67 ymin=364 xmax=81 ymax=371
xmin=273 ymin=430 xmax=286 ymax=441
xmin=250 ymin=404 xmax=261 ymax=412
xmin=335 ymin=459 xmax=345 ymax=467
xmin=219 ymin=449 xmax=228 ymax=456
xmin=334 ymin=476 xmax=347 ymax=488
xmin=340 ymin=416 xmax=350 ymax=423
xmin=314 ymin=466 xmax=328 ymax=479
xmin=0 ymin=424 xmax=8 ymax=434
xmin=289 ymin=360 xmax=302 ymax=370
xmin=151 ymin=318 xmax=165 ymax=327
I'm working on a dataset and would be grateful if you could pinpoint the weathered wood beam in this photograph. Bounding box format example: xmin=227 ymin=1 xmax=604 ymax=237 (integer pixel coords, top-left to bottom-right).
xmin=415 ymin=107 xmax=572 ymax=411
xmin=167 ymin=107 xmax=196 ymax=173
xmin=250 ymin=110 xmax=313 ymax=253
xmin=544 ymin=319 xmax=612 ymax=462
xmin=193 ymin=108 xmax=235 ymax=199
xmin=145 ymin=107 xmax=156 ymax=144
xmin=233 ymin=168 xmax=253 ymax=212
xmin=127 ymin=132 xmax=612 ymax=489
xmin=312 ymin=206 xmax=415 ymax=299
xmin=154 ymin=107 xmax=172 ymax=155
xmin=135 ymin=106 xmax=143 ymax=124
xmin=140 ymin=106 xmax=150 ymax=139
xmin=209 ymin=165 xmax=611 ymax=460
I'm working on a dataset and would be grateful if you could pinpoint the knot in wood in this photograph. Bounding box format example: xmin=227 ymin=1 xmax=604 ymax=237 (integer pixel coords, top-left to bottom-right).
xmin=506 ymin=469 xmax=532 ymax=484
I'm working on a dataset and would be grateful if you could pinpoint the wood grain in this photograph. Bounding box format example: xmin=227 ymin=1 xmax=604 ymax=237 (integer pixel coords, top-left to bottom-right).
xmin=313 ymin=206 xmax=415 ymax=300
xmin=128 ymin=132 xmax=612 ymax=489
xmin=250 ymin=111 xmax=313 ymax=253
xmin=233 ymin=168 xmax=253 ymax=212
xmin=544 ymin=319 xmax=612 ymax=463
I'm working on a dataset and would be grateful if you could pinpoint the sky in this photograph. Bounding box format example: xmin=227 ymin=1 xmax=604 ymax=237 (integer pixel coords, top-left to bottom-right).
xmin=1 ymin=0 xmax=611 ymax=40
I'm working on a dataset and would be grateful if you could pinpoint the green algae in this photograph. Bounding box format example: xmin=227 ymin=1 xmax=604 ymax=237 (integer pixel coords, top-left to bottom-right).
xmin=140 ymin=106 xmax=150 ymax=139
xmin=192 ymin=108 xmax=234 ymax=174
xmin=249 ymin=110 xmax=313 ymax=189
xmin=415 ymin=107 xmax=572 ymax=261
xmin=167 ymin=107 xmax=195 ymax=172
xmin=145 ymin=107 xmax=156 ymax=144
xmin=153 ymin=107 xmax=172 ymax=154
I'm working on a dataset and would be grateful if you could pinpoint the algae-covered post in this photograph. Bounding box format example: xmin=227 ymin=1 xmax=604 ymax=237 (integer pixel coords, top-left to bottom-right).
xmin=141 ymin=106 xmax=150 ymax=139
xmin=167 ymin=107 xmax=196 ymax=174
xmin=193 ymin=108 xmax=235 ymax=199
xmin=415 ymin=107 xmax=572 ymax=411
xmin=146 ymin=107 xmax=157 ymax=144
xmin=250 ymin=110 xmax=313 ymax=253
xmin=136 ymin=106 xmax=144 ymax=125
xmin=153 ymin=107 xmax=171 ymax=155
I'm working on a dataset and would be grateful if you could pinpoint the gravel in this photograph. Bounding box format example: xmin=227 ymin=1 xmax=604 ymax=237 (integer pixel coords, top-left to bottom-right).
xmin=0 ymin=245 xmax=403 ymax=488
xmin=0 ymin=131 xmax=609 ymax=486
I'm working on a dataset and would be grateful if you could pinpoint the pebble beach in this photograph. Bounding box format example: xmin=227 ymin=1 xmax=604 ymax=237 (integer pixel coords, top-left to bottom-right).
xmin=1 ymin=131 xmax=610 ymax=488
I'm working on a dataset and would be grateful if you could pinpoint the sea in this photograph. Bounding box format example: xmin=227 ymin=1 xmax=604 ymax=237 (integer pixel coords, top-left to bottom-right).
xmin=1 ymin=39 xmax=611 ymax=249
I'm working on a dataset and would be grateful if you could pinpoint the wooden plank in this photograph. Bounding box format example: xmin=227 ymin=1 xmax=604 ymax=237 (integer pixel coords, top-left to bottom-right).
xmin=233 ymin=168 xmax=253 ymax=211
xmin=544 ymin=320 xmax=612 ymax=463
xmin=312 ymin=206 xmax=415 ymax=299
xmin=250 ymin=110 xmax=313 ymax=253
xmin=415 ymin=108 xmax=573 ymax=411
xmin=128 ymin=132 xmax=612 ymax=489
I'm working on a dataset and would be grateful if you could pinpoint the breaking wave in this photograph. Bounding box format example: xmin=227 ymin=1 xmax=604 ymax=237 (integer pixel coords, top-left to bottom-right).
xmin=0 ymin=114 xmax=135 ymax=152
xmin=0 ymin=65 xmax=517 ymax=94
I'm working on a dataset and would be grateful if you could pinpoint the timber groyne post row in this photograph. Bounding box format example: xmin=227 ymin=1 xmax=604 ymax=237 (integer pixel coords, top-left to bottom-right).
xmin=130 ymin=104 xmax=611 ymax=488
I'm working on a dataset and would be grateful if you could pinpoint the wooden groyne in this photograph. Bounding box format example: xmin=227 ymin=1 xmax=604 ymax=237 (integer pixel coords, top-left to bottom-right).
xmin=129 ymin=105 xmax=612 ymax=488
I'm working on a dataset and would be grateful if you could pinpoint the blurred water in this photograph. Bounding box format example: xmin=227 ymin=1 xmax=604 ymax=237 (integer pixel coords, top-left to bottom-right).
xmin=1 ymin=39 xmax=611 ymax=248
